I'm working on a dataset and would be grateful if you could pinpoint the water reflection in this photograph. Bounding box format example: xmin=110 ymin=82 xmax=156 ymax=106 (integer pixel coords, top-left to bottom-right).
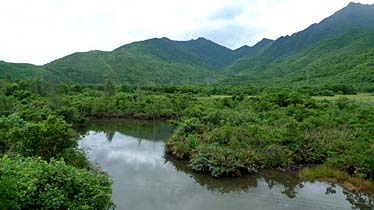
xmin=81 ymin=119 xmax=172 ymax=141
xmin=167 ymin=157 xmax=304 ymax=197
xmin=79 ymin=119 xmax=373 ymax=210
xmin=345 ymin=191 xmax=374 ymax=210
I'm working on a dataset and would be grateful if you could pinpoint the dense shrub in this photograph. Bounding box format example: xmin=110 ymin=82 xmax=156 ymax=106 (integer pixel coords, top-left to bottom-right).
xmin=0 ymin=80 xmax=115 ymax=209
xmin=166 ymin=91 xmax=374 ymax=178
xmin=0 ymin=156 xmax=113 ymax=210
xmin=0 ymin=114 xmax=78 ymax=161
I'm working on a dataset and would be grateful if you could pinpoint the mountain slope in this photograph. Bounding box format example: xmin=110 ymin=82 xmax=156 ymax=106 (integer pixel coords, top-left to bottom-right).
xmin=43 ymin=37 xmax=270 ymax=84
xmin=44 ymin=38 xmax=232 ymax=84
xmin=0 ymin=61 xmax=47 ymax=80
xmin=1 ymin=2 xmax=373 ymax=86
xmin=224 ymin=2 xmax=374 ymax=86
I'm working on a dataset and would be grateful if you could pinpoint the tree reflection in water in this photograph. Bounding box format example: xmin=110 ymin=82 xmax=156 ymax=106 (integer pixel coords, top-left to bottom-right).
xmin=166 ymin=156 xmax=302 ymax=197
xmin=166 ymin=156 xmax=374 ymax=209
xmin=82 ymin=119 xmax=374 ymax=210
xmin=345 ymin=191 xmax=374 ymax=210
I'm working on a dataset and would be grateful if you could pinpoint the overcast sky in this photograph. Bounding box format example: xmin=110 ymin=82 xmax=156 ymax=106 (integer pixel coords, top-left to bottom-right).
xmin=0 ymin=0 xmax=373 ymax=65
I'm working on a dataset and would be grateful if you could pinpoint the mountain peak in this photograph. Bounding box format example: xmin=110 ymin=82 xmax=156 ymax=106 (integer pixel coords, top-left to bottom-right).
xmin=328 ymin=1 xmax=374 ymax=29
xmin=347 ymin=2 xmax=361 ymax=6
xmin=192 ymin=37 xmax=210 ymax=42
xmin=346 ymin=2 xmax=371 ymax=7
xmin=341 ymin=1 xmax=374 ymax=11
xmin=253 ymin=38 xmax=273 ymax=48
xmin=147 ymin=37 xmax=170 ymax=42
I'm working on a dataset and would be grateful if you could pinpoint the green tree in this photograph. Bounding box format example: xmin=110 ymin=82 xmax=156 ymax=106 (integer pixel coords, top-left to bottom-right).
xmin=105 ymin=80 xmax=115 ymax=96
xmin=0 ymin=156 xmax=113 ymax=210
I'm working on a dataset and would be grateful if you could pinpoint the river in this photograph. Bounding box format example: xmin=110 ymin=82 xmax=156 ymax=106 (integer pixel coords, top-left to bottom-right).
xmin=79 ymin=119 xmax=372 ymax=210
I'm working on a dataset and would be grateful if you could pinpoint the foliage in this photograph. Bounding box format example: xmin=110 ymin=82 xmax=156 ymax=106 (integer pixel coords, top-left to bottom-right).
xmin=0 ymin=156 xmax=113 ymax=210
xmin=0 ymin=80 xmax=113 ymax=208
xmin=0 ymin=114 xmax=78 ymax=160
xmin=1 ymin=4 xmax=374 ymax=87
xmin=300 ymin=165 xmax=374 ymax=193
xmin=0 ymin=77 xmax=373 ymax=206
xmin=166 ymin=91 xmax=374 ymax=178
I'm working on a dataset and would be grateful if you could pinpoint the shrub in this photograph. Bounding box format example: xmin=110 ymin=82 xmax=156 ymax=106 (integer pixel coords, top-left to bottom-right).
xmin=0 ymin=156 xmax=113 ymax=210
xmin=0 ymin=114 xmax=78 ymax=161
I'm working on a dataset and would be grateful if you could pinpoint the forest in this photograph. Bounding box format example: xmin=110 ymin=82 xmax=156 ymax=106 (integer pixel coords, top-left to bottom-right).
xmin=0 ymin=78 xmax=373 ymax=209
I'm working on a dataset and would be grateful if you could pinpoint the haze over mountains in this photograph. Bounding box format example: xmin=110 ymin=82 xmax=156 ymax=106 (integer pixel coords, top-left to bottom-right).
xmin=1 ymin=2 xmax=373 ymax=86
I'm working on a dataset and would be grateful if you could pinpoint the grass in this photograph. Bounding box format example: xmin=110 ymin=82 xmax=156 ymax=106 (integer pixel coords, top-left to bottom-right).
xmin=198 ymin=95 xmax=231 ymax=99
xmin=300 ymin=165 xmax=374 ymax=193
xmin=313 ymin=93 xmax=374 ymax=105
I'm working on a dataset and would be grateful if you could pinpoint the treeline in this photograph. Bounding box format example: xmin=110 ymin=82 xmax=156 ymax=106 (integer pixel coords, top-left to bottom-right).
xmin=38 ymin=79 xmax=373 ymax=97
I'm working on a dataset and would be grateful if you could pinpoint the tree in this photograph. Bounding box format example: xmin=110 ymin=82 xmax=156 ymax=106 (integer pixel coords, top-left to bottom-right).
xmin=105 ymin=80 xmax=115 ymax=96
xmin=0 ymin=156 xmax=113 ymax=210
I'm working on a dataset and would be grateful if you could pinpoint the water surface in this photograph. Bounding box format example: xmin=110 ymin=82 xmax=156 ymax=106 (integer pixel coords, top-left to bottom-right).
xmin=79 ymin=119 xmax=373 ymax=210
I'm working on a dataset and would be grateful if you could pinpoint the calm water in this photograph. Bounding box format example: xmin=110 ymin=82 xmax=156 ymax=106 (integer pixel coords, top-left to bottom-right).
xmin=79 ymin=120 xmax=373 ymax=210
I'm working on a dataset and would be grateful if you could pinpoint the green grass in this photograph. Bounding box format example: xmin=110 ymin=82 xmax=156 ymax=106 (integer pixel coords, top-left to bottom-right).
xmin=197 ymin=95 xmax=231 ymax=100
xmin=300 ymin=165 xmax=374 ymax=193
xmin=313 ymin=93 xmax=374 ymax=105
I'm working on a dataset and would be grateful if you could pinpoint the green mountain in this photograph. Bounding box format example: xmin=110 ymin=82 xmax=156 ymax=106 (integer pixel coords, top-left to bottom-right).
xmin=0 ymin=2 xmax=373 ymax=86
xmin=43 ymin=37 xmax=260 ymax=85
xmin=224 ymin=2 xmax=374 ymax=86
xmin=0 ymin=61 xmax=53 ymax=79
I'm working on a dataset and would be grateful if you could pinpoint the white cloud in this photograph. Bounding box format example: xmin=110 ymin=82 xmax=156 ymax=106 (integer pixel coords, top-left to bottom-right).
xmin=0 ymin=0 xmax=373 ymax=65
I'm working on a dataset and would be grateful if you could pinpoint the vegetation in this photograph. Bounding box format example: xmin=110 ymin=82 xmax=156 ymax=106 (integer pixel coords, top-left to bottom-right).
xmin=165 ymin=91 xmax=374 ymax=179
xmin=300 ymin=165 xmax=374 ymax=193
xmin=0 ymin=3 xmax=373 ymax=207
xmin=0 ymin=156 xmax=112 ymax=210
xmin=2 ymin=3 xmax=373 ymax=87
xmin=0 ymin=80 xmax=113 ymax=209
xmin=224 ymin=3 xmax=374 ymax=87
xmin=0 ymin=61 xmax=47 ymax=81
xmin=0 ymin=76 xmax=373 ymax=207
xmin=224 ymin=28 xmax=374 ymax=87
xmin=313 ymin=93 xmax=374 ymax=106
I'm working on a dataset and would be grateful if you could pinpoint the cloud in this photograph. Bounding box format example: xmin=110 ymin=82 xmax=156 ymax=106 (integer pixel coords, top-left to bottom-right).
xmin=0 ymin=0 xmax=373 ymax=64
xmin=208 ymin=4 xmax=246 ymax=21
xmin=202 ymin=24 xmax=261 ymax=49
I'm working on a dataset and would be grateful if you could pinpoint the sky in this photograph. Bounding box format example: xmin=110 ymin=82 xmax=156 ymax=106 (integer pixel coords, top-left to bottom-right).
xmin=0 ymin=0 xmax=373 ymax=65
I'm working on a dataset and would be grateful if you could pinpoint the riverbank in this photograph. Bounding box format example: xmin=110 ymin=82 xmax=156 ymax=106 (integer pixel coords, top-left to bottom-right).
xmin=300 ymin=165 xmax=374 ymax=194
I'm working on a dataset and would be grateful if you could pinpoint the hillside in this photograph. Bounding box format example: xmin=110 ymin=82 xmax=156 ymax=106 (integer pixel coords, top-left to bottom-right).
xmin=224 ymin=2 xmax=374 ymax=86
xmin=0 ymin=2 xmax=373 ymax=86
xmin=0 ymin=61 xmax=46 ymax=80
xmin=44 ymin=37 xmax=262 ymax=85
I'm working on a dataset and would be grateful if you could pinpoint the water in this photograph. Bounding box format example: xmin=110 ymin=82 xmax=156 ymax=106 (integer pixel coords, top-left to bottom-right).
xmin=79 ymin=119 xmax=373 ymax=210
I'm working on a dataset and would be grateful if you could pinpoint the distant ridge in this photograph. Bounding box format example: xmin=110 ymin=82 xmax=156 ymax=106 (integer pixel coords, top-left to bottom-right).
xmin=223 ymin=2 xmax=374 ymax=86
xmin=0 ymin=2 xmax=373 ymax=86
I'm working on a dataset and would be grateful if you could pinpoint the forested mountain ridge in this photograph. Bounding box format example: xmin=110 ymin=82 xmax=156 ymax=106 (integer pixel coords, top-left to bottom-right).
xmin=0 ymin=2 xmax=373 ymax=86
xmin=0 ymin=61 xmax=45 ymax=80
xmin=223 ymin=2 xmax=374 ymax=86
xmin=42 ymin=37 xmax=271 ymax=84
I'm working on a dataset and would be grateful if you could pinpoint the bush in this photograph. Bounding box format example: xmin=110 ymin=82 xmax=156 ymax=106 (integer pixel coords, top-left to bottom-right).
xmin=166 ymin=91 xmax=374 ymax=178
xmin=0 ymin=114 xmax=78 ymax=161
xmin=189 ymin=144 xmax=258 ymax=177
xmin=0 ymin=156 xmax=113 ymax=210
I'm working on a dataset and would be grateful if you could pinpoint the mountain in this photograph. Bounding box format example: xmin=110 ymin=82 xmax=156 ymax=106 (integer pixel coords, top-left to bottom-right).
xmin=0 ymin=61 xmax=46 ymax=80
xmin=0 ymin=2 xmax=373 ymax=86
xmin=43 ymin=37 xmax=263 ymax=84
xmin=224 ymin=2 xmax=374 ymax=86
